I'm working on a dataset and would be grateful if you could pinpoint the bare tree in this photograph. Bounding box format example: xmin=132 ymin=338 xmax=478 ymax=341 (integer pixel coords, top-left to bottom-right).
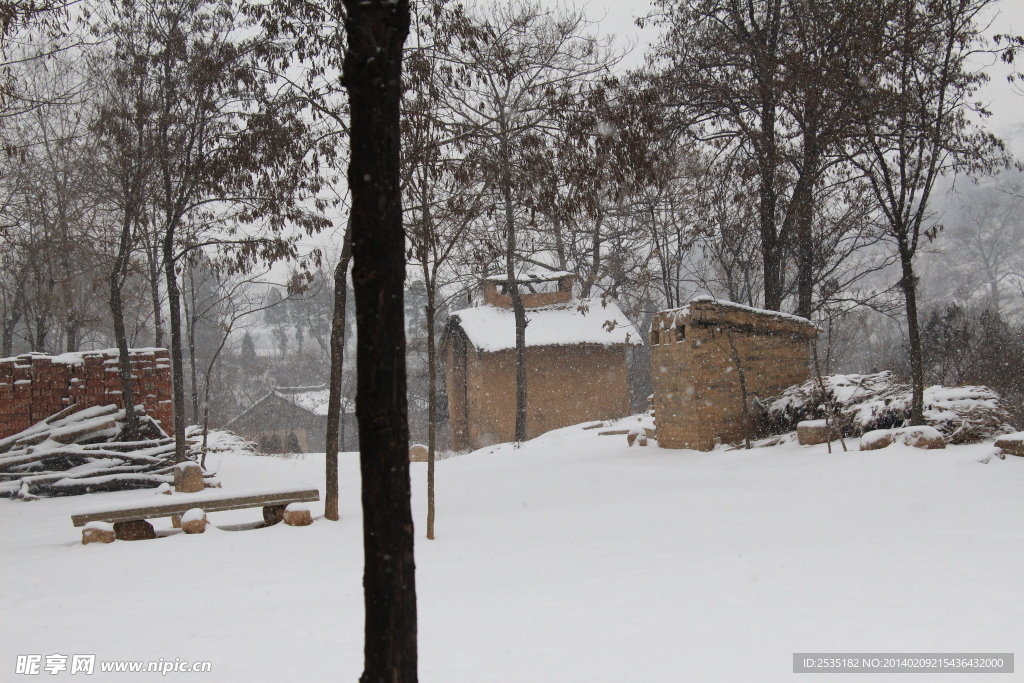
xmin=448 ymin=1 xmax=615 ymax=442
xmin=850 ymin=0 xmax=1007 ymax=424
xmin=98 ymin=0 xmax=329 ymax=458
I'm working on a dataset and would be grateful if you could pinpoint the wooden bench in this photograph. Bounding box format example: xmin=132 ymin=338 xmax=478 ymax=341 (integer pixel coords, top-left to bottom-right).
xmin=72 ymin=485 xmax=320 ymax=540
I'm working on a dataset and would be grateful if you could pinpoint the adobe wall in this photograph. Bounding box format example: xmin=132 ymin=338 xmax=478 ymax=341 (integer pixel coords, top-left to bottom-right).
xmin=448 ymin=342 xmax=631 ymax=451
xmin=0 ymin=349 xmax=173 ymax=439
xmin=481 ymin=280 xmax=573 ymax=309
xmin=650 ymin=300 xmax=817 ymax=451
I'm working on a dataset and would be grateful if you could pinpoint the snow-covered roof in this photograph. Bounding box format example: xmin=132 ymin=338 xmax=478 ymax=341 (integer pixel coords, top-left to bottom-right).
xmin=225 ymin=385 xmax=352 ymax=428
xmin=449 ymin=297 xmax=642 ymax=352
xmin=272 ymin=386 xmax=353 ymax=416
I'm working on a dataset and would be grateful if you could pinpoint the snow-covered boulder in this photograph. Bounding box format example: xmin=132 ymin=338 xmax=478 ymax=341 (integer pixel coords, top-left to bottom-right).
xmin=860 ymin=426 xmax=946 ymax=451
xmin=409 ymin=444 xmax=428 ymax=462
xmin=797 ymin=420 xmax=839 ymax=445
xmin=82 ymin=521 xmax=115 ymax=545
xmin=180 ymin=508 xmax=208 ymax=534
xmin=994 ymin=432 xmax=1024 ymax=457
xmin=284 ymin=503 xmax=313 ymax=527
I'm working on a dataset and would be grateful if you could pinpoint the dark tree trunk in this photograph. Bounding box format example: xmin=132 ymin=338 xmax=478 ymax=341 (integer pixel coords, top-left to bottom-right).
xmin=148 ymin=241 xmax=164 ymax=348
xmin=2 ymin=310 xmax=20 ymax=356
xmin=425 ymin=282 xmax=437 ymax=538
xmin=186 ymin=275 xmax=199 ymax=424
xmin=794 ymin=115 xmax=821 ymax=320
xmin=342 ymin=1 xmax=417 ymax=681
xmin=725 ymin=332 xmax=751 ymax=449
xmin=325 ymin=218 xmax=353 ymax=522
xmin=749 ymin=0 xmax=785 ymax=312
xmin=110 ymin=214 xmax=141 ymax=440
xmin=758 ymin=148 xmax=783 ymax=310
xmin=793 ymin=169 xmax=816 ymax=319
xmin=898 ymin=241 xmax=925 ymax=425
xmin=32 ymin=314 xmax=48 ymax=352
xmin=500 ymin=128 xmax=528 ymax=443
xmin=65 ymin=318 xmax=79 ymax=353
xmin=418 ymin=174 xmax=438 ymax=541
xmin=581 ymin=212 xmax=602 ymax=298
xmin=162 ymin=227 xmax=188 ymax=460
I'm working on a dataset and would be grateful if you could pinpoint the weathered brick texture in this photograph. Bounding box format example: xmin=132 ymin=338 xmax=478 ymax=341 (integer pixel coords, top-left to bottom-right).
xmin=650 ymin=300 xmax=818 ymax=451
xmin=445 ymin=341 xmax=632 ymax=450
xmin=0 ymin=349 xmax=173 ymax=439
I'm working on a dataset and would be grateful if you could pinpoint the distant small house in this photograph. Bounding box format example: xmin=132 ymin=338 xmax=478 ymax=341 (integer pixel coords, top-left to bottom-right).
xmin=442 ymin=271 xmax=642 ymax=451
xmin=225 ymin=385 xmax=357 ymax=454
xmin=649 ymin=297 xmax=819 ymax=451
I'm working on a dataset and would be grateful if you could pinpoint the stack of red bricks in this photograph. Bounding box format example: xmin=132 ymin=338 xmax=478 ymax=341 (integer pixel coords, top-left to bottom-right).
xmin=0 ymin=349 xmax=173 ymax=440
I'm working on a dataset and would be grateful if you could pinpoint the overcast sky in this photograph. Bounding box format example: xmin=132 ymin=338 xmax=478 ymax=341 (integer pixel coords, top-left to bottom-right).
xmin=301 ymin=0 xmax=1024 ymax=272
xmin=567 ymin=0 xmax=1024 ymax=153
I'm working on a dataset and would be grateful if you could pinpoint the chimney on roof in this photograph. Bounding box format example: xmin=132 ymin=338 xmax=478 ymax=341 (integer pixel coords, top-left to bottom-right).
xmin=481 ymin=271 xmax=576 ymax=309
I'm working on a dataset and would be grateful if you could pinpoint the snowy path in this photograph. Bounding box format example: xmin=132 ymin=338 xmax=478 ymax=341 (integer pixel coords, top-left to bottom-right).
xmin=2 ymin=422 xmax=1022 ymax=681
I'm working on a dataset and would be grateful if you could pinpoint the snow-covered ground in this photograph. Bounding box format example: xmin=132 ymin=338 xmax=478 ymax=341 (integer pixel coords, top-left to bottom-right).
xmin=2 ymin=420 xmax=1023 ymax=681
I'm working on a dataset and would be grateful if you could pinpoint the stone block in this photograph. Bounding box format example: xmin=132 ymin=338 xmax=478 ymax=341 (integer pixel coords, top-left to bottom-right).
xmin=263 ymin=504 xmax=286 ymax=526
xmin=860 ymin=429 xmax=895 ymax=450
xmin=409 ymin=444 xmax=428 ymax=462
xmin=797 ymin=420 xmax=839 ymax=446
xmin=901 ymin=426 xmax=946 ymax=450
xmin=283 ymin=503 xmax=313 ymax=526
xmin=994 ymin=433 xmax=1024 ymax=457
xmin=174 ymin=461 xmax=204 ymax=493
xmin=861 ymin=426 xmax=946 ymax=451
xmin=113 ymin=519 xmax=156 ymax=541
xmin=82 ymin=522 xmax=115 ymax=544
xmin=180 ymin=508 xmax=208 ymax=534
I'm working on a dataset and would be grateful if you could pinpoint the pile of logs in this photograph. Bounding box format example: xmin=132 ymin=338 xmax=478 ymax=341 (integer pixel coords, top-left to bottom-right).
xmin=0 ymin=403 xmax=198 ymax=499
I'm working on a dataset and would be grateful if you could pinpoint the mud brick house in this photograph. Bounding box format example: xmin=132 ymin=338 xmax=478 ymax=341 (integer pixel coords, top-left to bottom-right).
xmin=650 ymin=297 xmax=818 ymax=451
xmin=442 ymin=271 xmax=641 ymax=451
xmin=225 ymin=385 xmax=357 ymax=453
xmin=0 ymin=349 xmax=173 ymax=439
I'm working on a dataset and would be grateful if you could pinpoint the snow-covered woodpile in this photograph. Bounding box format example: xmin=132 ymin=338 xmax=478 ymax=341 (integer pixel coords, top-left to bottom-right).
xmin=649 ymin=297 xmax=819 ymax=451
xmin=0 ymin=403 xmax=187 ymax=499
xmin=764 ymin=372 xmax=1017 ymax=444
xmin=0 ymin=349 xmax=173 ymax=439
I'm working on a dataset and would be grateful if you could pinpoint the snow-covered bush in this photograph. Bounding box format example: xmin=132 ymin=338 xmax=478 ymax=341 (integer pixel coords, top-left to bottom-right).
xmin=763 ymin=371 xmax=1016 ymax=444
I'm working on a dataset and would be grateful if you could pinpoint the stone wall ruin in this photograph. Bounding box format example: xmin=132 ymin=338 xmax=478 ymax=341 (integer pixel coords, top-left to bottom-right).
xmin=650 ymin=298 xmax=818 ymax=451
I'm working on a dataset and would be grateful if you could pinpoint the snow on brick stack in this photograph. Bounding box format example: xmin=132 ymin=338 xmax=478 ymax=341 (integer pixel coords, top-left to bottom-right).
xmin=0 ymin=348 xmax=173 ymax=440
xmin=649 ymin=297 xmax=819 ymax=451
